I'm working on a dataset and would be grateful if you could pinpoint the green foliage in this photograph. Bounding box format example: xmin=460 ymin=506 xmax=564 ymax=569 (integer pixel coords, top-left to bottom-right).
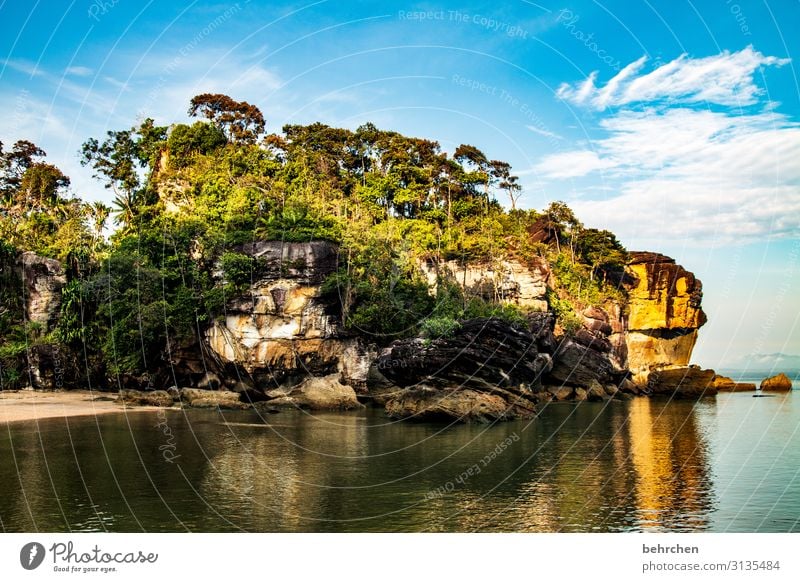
xmin=546 ymin=289 xmax=583 ymax=335
xmin=2 ymin=93 xmax=636 ymax=379
xmin=220 ymin=251 xmax=253 ymax=288
xmin=167 ymin=122 xmax=227 ymax=167
xmin=420 ymin=316 xmax=461 ymax=339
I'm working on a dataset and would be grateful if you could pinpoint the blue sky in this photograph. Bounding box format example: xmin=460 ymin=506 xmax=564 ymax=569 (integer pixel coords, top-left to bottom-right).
xmin=1 ymin=0 xmax=798 ymax=367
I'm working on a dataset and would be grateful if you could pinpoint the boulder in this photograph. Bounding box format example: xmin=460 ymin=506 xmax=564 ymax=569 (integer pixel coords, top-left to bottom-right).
xmin=546 ymin=385 xmax=573 ymax=401
xmin=712 ymin=375 xmax=756 ymax=392
xmin=229 ymin=380 xmax=252 ymax=393
xmin=573 ymin=387 xmax=588 ymax=402
xmin=603 ymin=384 xmax=619 ymax=397
xmin=266 ymin=374 xmax=363 ymax=410
xmin=180 ymin=388 xmax=251 ymax=410
xmin=118 ymin=389 xmax=174 ymax=407
xmin=587 ymin=380 xmax=608 ymax=401
xmin=385 ymin=386 xmax=529 ymax=423
xmin=547 ymin=339 xmax=616 ymax=386
xmin=760 ymin=373 xmax=793 ymax=392
xmin=618 ymin=378 xmax=641 ymax=395
xmin=528 ymin=311 xmax=557 ymax=353
xmin=582 ymin=307 xmax=613 ymax=335
xmin=574 ymin=328 xmax=613 ymax=353
xmin=647 ymin=367 xmax=717 ymax=398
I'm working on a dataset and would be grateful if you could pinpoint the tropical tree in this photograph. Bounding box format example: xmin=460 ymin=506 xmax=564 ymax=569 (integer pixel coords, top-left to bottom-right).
xmin=490 ymin=160 xmax=522 ymax=210
xmin=188 ymin=93 xmax=265 ymax=144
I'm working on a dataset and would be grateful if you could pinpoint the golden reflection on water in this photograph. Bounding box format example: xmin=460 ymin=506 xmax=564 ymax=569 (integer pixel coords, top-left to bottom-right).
xmin=628 ymin=398 xmax=712 ymax=530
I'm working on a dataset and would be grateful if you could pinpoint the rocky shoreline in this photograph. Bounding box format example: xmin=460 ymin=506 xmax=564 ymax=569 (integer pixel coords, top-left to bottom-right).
xmin=8 ymin=243 xmax=794 ymax=424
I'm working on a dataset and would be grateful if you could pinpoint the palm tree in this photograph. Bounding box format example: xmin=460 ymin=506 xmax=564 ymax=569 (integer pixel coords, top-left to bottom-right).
xmin=90 ymin=201 xmax=111 ymax=241
xmin=111 ymin=190 xmax=138 ymax=229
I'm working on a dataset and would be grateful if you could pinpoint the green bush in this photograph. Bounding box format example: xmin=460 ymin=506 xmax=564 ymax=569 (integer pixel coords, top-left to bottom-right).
xmin=220 ymin=251 xmax=253 ymax=288
xmin=420 ymin=316 xmax=461 ymax=338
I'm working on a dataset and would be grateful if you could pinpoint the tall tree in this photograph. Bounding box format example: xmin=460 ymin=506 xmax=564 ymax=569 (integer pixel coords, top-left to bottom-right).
xmin=80 ymin=119 xmax=166 ymax=231
xmin=1 ymin=140 xmax=46 ymax=204
xmin=189 ymin=93 xmax=265 ymax=144
xmin=490 ymin=160 xmax=522 ymax=210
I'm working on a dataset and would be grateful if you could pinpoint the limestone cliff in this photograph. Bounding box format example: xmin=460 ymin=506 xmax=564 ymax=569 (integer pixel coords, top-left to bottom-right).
xmin=204 ymin=241 xmax=370 ymax=391
xmin=18 ymin=251 xmax=66 ymax=331
xmin=9 ymin=241 xmax=711 ymax=417
xmin=623 ymin=252 xmax=707 ymax=384
xmin=419 ymin=257 xmax=549 ymax=312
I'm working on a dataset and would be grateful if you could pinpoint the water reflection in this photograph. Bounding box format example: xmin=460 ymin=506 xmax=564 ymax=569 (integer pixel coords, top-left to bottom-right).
xmin=1 ymin=394 xmax=798 ymax=532
xmin=627 ymin=398 xmax=714 ymax=530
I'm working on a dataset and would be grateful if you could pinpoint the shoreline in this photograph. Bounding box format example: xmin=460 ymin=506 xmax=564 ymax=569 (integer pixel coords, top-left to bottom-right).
xmin=0 ymin=390 xmax=164 ymax=425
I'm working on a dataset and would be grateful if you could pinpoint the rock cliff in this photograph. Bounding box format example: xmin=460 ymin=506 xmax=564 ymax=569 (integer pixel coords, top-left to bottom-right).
xmin=18 ymin=251 xmax=66 ymax=331
xmin=419 ymin=257 xmax=549 ymax=312
xmin=10 ymin=242 xmax=712 ymax=419
xmin=624 ymin=252 xmax=707 ymax=384
xmin=204 ymin=241 xmax=369 ymax=391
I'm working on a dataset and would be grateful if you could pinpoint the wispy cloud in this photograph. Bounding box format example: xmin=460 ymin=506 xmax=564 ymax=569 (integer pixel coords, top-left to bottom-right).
xmin=1 ymin=58 xmax=44 ymax=78
xmin=546 ymin=107 xmax=800 ymax=242
xmin=66 ymin=66 xmax=93 ymax=77
xmin=536 ymin=148 xmax=615 ymax=178
xmin=545 ymin=47 xmax=800 ymax=244
xmin=557 ymin=46 xmax=790 ymax=109
xmin=525 ymin=124 xmax=563 ymax=140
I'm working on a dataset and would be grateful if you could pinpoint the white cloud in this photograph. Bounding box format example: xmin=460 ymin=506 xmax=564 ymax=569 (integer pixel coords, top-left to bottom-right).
xmin=547 ymin=108 xmax=800 ymax=243
xmin=557 ymin=46 xmax=790 ymax=109
xmin=535 ymin=149 xmax=617 ymax=179
xmin=525 ymin=124 xmax=563 ymax=140
xmin=1 ymin=58 xmax=43 ymax=78
xmin=66 ymin=66 xmax=93 ymax=77
xmin=546 ymin=47 xmax=800 ymax=245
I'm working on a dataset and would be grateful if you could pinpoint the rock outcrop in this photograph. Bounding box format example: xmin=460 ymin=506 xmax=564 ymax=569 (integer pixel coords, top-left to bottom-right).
xmin=18 ymin=252 xmax=66 ymax=330
xmin=385 ymin=386 xmax=523 ymax=423
xmin=376 ymin=318 xmax=546 ymax=421
xmin=712 ymin=375 xmax=756 ymax=392
xmin=647 ymin=367 xmax=717 ymax=398
xmin=760 ymin=373 xmax=793 ymax=391
xmin=204 ymin=241 xmax=365 ymax=392
xmin=180 ymin=388 xmax=251 ymax=409
xmin=624 ymin=252 xmax=707 ymax=385
xmin=420 ymin=257 xmax=549 ymax=312
xmin=118 ymin=389 xmax=174 ymax=407
xmin=265 ymin=374 xmax=363 ymax=410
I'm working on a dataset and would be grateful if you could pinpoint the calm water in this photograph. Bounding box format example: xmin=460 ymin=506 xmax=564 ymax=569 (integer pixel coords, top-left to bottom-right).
xmin=1 ymin=391 xmax=798 ymax=532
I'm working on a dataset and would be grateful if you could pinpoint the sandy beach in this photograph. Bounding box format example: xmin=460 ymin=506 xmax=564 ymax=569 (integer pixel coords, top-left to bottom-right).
xmin=0 ymin=390 xmax=161 ymax=424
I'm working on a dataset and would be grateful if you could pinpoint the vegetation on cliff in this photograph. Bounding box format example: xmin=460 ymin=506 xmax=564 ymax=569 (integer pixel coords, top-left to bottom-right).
xmin=0 ymin=94 xmax=628 ymax=388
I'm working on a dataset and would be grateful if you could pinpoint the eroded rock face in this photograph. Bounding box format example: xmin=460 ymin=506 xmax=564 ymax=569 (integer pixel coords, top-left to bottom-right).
xmin=377 ymin=318 xmax=548 ymax=391
xmin=624 ymin=252 xmax=707 ymax=384
xmin=375 ymin=318 xmax=545 ymax=420
xmin=420 ymin=257 xmax=549 ymax=312
xmin=205 ymin=241 xmax=359 ymax=390
xmin=18 ymin=252 xmax=66 ymax=330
